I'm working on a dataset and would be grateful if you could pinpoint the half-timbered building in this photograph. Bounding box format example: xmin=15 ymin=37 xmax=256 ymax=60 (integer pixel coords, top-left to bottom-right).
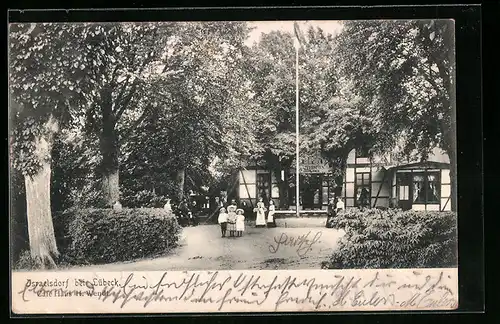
xmin=236 ymin=147 xmax=452 ymax=212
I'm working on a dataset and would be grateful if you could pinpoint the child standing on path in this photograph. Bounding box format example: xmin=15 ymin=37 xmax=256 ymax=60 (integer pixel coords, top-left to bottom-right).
xmin=235 ymin=208 xmax=245 ymax=237
xmin=218 ymin=207 xmax=228 ymax=237
xmin=227 ymin=199 xmax=238 ymax=237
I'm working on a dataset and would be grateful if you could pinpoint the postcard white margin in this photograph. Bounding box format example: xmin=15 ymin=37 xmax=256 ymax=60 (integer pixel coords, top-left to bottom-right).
xmin=12 ymin=268 xmax=458 ymax=314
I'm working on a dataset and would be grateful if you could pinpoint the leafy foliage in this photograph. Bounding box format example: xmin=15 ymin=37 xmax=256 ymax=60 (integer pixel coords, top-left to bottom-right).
xmin=53 ymin=208 xmax=182 ymax=265
xmin=120 ymin=22 xmax=258 ymax=197
xmin=13 ymin=250 xmax=39 ymax=270
xmin=51 ymin=129 xmax=101 ymax=210
xmin=120 ymin=188 xmax=169 ymax=208
xmin=326 ymin=208 xmax=457 ymax=268
xmin=335 ymin=20 xmax=455 ymax=160
xmin=9 ymin=23 xmax=85 ymax=176
xmin=248 ymin=31 xmax=299 ymax=163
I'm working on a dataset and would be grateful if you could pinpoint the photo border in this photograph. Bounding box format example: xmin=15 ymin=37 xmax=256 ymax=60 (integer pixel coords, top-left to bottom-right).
xmin=7 ymin=4 xmax=484 ymax=318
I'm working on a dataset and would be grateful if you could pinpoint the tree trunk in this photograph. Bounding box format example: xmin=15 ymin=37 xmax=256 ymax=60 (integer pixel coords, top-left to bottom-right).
xmin=99 ymin=89 xmax=120 ymax=207
xmin=101 ymin=167 xmax=119 ymax=207
xmin=324 ymin=149 xmax=349 ymax=196
xmin=24 ymin=117 xmax=59 ymax=269
xmin=174 ymin=168 xmax=186 ymax=202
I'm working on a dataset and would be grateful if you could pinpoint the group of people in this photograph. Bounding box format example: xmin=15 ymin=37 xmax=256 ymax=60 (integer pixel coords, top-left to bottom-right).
xmin=164 ymin=197 xmax=199 ymax=227
xmin=217 ymin=199 xmax=245 ymax=237
xmin=217 ymin=197 xmax=277 ymax=238
xmin=254 ymin=197 xmax=277 ymax=228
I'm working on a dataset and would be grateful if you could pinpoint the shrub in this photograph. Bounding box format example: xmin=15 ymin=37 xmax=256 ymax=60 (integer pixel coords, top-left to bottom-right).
xmin=121 ymin=188 xmax=169 ymax=208
xmin=326 ymin=208 xmax=457 ymax=269
xmin=53 ymin=208 xmax=181 ymax=265
xmin=13 ymin=250 xmax=39 ymax=270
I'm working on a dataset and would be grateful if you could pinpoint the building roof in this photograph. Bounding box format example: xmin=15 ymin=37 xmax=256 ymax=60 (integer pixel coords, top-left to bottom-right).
xmin=384 ymin=161 xmax=450 ymax=172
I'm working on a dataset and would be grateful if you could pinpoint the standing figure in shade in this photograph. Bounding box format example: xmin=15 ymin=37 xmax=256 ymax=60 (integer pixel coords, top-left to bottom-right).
xmin=190 ymin=200 xmax=199 ymax=226
xmin=218 ymin=207 xmax=228 ymax=237
xmin=164 ymin=198 xmax=173 ymax=215
xmin=359 ymin=187 xmax=369 ymax=209
xmin=254 ymin=197 xmax=267 ymax=228
xmin=267 ymin=200 xmax=277 ymax=228
xmin=336 ymin=197 xmax=345 ymax=213
xmin=178 ymin=198 xmax=190 ymax=227
xmin=235 ymin=208 xmax=245 ymax=237
xmin=227 ymin=199 xmax=238 ymax=237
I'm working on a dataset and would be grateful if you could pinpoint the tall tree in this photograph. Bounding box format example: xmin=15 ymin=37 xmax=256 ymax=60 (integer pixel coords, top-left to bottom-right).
xmin=335 ymin=20 xmax=457 ymax=210
xmin=9 ymin=23 xmax=84 ymax=267
xmin=77 ymin=22 xmax=175 ymax=206
xmin=146 ymin=21 xmax=255 ymax=201
xmin=247 ymin=31 xmax=298 ymax=207
xmin=249 ymin=27 xmax=347 ymax=203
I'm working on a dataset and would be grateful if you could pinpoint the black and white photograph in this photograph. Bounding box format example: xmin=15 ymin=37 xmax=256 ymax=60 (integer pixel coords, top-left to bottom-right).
xmin=9 ymin=17 xmax=461 ymax=313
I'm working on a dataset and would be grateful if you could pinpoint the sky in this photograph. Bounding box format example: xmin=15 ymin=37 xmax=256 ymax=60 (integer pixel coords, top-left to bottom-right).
xmin=245 ymin=20 xmax=343 ymax=46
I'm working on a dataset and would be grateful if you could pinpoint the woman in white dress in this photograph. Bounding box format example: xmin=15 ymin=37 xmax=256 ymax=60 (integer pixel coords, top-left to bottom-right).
xmin=164 ymin=199 xmax=173 ymax=215
xmin=267 ymin=200 xmax=276 ymax=228
xmin=254 ymin=197 xmax=267 ymax=228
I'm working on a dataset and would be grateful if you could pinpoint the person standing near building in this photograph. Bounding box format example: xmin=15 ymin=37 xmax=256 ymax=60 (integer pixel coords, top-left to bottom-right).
xmin=359 ymin=187 xmax=369 ymax=209
xmin=190 ymin=200 xmax=199 ymax=226
xmin=254 ymin=197 xmax=267 ymax=228
xmin=267 ymin=200 xmax=276 ymax=228
xmin=336 ymin=197 xmax=345 ymax=213
xmin=326 ymin=197 xmax=337 ymax=228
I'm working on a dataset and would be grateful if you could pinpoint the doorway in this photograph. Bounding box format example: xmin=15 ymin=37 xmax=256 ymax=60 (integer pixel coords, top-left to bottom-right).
xmin=397 ymin=172 xmax=412 ymax=211
xmin=300 ymin=174 xmax=322 ymax=210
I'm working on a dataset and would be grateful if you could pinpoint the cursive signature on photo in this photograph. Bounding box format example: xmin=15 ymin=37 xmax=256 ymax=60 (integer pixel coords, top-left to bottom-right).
xmin=268 ymin=230 xmax=322 ymax=257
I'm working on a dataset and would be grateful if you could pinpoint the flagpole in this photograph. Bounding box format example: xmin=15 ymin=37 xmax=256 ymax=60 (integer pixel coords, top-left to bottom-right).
xmin=295 ymin=38 xmax=300 ymax=218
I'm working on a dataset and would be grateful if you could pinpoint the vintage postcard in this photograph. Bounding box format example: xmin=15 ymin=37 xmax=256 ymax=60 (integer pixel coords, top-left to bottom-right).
xmin=10 ymin=18 xmax=458 ymax=314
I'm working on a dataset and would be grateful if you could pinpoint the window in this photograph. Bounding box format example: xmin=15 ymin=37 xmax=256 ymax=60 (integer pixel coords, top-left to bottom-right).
xmin=399 ymin=185 xmax=409 ymax=200
xmin=271 ymin=172 xmax=280 ymax=199
xmin=355 ymin=172 xmax=371 ymax=207
xmin=239 ymin=170 xmax=257 ymax=199
xmin=257 ymin=173 xmax=271 ymax=203
xmin=397 ymin=173 xmax=412 ymax=201
xmin=412 ymin=172 xmax=440 ymax=204
xmin=271 ymin=184 xmax=280 ymax=199
xmin=239 ymin=184 xmax=256 ymax=199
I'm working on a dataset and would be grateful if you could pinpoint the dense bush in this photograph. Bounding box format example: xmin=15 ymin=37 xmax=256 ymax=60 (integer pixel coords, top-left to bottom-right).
xmin=12 ymin=250 xmax=38 ymax=270
xmin=326 ymin=208 xmax=457 ymax=269
xmin=120 ymin=188 xmax=169 ymax=208
xmin=53 ymin=208 xmax=181 ymax=265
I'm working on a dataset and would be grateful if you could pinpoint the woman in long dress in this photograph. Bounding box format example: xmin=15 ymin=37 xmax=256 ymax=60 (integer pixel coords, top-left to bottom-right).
xmin=254 ymin=197 xmax=267 ymax=228
xmin=267 ymin=200 xmax=276 ymax=228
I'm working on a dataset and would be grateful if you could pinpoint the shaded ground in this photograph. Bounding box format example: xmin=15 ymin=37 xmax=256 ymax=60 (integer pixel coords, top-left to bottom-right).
xmin=63 ymin=217 xmax=344 ymax=271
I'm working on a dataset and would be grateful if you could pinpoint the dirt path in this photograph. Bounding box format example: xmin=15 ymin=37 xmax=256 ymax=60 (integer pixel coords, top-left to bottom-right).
xmin=62 ymin=218 xmax=345 ymax=271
